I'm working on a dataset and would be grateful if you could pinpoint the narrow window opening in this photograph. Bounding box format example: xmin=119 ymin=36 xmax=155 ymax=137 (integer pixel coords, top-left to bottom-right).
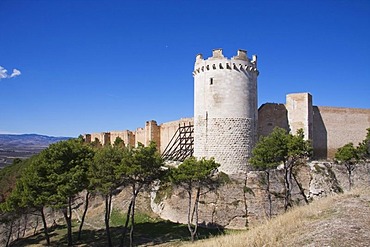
xmin=210 ymin=78 xmax=214 ymax=85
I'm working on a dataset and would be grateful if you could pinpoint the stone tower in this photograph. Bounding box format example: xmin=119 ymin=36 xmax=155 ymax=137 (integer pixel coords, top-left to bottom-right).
xmin=193 ymin=49 xmax=259 ymax=174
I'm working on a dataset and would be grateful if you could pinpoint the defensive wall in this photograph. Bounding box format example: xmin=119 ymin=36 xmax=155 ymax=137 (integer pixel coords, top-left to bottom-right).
xmin=84 ymin=118 xmax=193 ymax=154
xmin=258 ymin=93 xmax=370 ymax=159
xmin=313 ymin=106 xmax=370 ymax=158
xmin=109 ymin=130 xmax=135 ymax=147
xmin=84 ymin=92 xmax=369 ymax=161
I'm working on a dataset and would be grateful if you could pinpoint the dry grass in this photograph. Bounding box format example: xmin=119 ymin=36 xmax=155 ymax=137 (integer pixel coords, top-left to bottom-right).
xmin=177 ymin=187 xmax=370 ymax=247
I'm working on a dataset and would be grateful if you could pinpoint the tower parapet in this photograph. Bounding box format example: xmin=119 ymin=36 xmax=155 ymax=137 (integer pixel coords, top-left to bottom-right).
xmin=193 ymin=49 xmax=259 ymax=174
xmin=194 ymin=49 xmax=259 ymax=76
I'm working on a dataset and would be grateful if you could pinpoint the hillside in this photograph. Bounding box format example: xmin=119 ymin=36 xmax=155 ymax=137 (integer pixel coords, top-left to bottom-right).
xmin=5 ymin=187 xmax=369 ymax=246
xmin=180 ymin=187 xmax=370 ymax=247
xmin=0 ymin=134 xmax=70 ymax=168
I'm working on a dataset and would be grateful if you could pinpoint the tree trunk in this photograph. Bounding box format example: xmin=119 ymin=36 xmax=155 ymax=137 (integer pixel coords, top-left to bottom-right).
xmin=191 ymin=186 xmax=201 ymax=242
xmin=33 ymin=216 xmax=39 ymax=236
xmin=243 ymin=173 xmax=249 ymax=227
xmin=129 ymin=186 xmax=137 ymax=247
xmin=292 ymin=171 xmax=309 ymax=204
xmin=346 ymin=163 xmax=353 ymax=190
xmin=266 ymin=170 xmax=272 ymax=218
xmin=284 ymin=163 xmax=293 ymax=211
xmin=40 ymin=207 xmax=50 ymax=246
xmin=186 ymin=188 xmax=194 ymax=242
xmin=348 ymin=168 xmax=352 ymax=190
xmin=120 ymin=199 xmax=133 ymax=247
xmin=288 ymin=167 xmax=293 ymax=208
xmin=105 ymin=193 xmax=113 ymax=247
xmin=22 ymin=213 xmax=28 ymax=237
xmin=5 ymin=219 xmax=13 ymax=247
xmin=62 ymin=197 xmax=73 ymax=246
xmin=16 ymin=217 xmax=21 ymax=240
xmin=68 ymin=197 xmax=73 ymax=245
xmin=78 ymin=191 xmax=90 ymax=240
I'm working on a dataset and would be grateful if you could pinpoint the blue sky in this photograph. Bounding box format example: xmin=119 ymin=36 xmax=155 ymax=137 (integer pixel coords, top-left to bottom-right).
xmin=0 ymin=0 xmax=369 ymax=137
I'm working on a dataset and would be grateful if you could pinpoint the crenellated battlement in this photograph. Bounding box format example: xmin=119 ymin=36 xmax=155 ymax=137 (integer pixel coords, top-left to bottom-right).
xmin=193 ymin=48 xmax=259 ymax=76
xmin=193 ymin=62 xmax=259 ymax=76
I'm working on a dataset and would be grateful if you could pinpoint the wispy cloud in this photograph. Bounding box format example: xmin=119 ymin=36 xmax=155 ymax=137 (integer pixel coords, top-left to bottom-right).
xmin=10 ymin=69 xmax=21 ymax=78
xmin=0 ymin=66 xmax=21 ymax=80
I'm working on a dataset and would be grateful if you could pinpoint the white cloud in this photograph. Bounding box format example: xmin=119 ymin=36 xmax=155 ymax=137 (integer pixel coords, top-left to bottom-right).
xmin=10 ymin=68 xmax=21 ymax=78
xmin=0 ymin=66 xmax=8 ymax=79
xmin=0 ymin=66 xmax=21 ymax=80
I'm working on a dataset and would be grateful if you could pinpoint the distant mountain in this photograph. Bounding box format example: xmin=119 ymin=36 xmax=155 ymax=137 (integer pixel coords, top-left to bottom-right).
xmin=0 ymin=134 xmax=71 ymax=168
xmin=0 ymin=134 xmax=70 ymax=147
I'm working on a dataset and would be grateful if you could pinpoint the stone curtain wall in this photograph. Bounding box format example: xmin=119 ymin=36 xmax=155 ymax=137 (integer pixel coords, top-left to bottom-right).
xmin=84 ymin=118 xmax=195 ymax=153
xmin=313 ymin=106 xmax=370 ymax=158
xmin=257 ymin=103 xmax=289 ymax=138
xmin=110 ymin=130 xmax=135 ymax=147
xmin=159 ymin=118 xmax=193 ymax=153
xmin=257 ymin=95 xmax=370 ymax=159
xmin=89 ymin=133 xmax=106 ymax=144
xmin=84 ymin=102 xmax=369 ymax=162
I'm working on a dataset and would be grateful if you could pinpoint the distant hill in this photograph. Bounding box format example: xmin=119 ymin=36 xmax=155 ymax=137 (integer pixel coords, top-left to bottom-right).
xmin=0 ymin=134 xmax=71 ymax=168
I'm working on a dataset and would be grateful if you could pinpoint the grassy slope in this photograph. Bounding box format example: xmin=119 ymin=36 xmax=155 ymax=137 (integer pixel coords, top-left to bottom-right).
xmin=179 ymin=187 xmax=370 ymax=247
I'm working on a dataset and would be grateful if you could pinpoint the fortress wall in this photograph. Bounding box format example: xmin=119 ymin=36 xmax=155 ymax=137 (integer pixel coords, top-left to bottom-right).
xmin=135 ymin=127 xmax=145 ymax=146
xmin=313 ymin=106 xmax=370 ymax=159
xmin=110 ymin=130 xmax=135 ymax=147
xmin=257 ymin=103 xmax=289 ymax=138
xmin=159 ymin=118 xmax=194 ymax=153
xmin=82 ymin=100 xmax=369 ymax=164
xmin=90 ymin=132 xmax=105 ymax=145
xmin=313 ymin=106 xmax=327 ymax=159
xmin=84 ymin=134 xmax=91 ymax=143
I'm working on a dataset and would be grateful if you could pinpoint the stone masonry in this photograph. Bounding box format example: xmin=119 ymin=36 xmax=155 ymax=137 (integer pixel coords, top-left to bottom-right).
xmin=193 ymin=49 xmax=259 ymax=174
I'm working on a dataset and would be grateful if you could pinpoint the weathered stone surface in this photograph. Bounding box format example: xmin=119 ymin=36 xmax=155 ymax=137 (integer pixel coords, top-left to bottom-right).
xmin=193 ymin=49 xmax=258 ymax=174
xmin=151 ymin=162 xmax=370 ymax=229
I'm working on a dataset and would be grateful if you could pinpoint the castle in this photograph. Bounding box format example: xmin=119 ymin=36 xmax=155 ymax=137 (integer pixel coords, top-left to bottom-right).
xmin=84 ymin=49 xmax=370 ymax=174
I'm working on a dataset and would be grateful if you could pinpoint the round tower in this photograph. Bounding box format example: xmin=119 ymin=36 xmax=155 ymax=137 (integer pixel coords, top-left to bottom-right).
xmin=193 ymin=49 xmax=259 ymax=174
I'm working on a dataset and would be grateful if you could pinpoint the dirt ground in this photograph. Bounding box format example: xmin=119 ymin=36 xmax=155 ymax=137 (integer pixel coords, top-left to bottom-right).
xmin=284 ymin=188 xmax=370 ymax=247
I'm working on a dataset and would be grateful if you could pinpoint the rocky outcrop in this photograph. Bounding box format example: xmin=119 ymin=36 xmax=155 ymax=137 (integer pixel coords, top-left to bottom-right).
xmin=151 ymin=162 xmax=370 ymax=229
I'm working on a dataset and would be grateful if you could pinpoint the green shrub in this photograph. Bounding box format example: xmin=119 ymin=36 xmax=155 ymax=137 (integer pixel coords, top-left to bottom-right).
xmin=110 ymin=208 xmax=158 ymax=227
